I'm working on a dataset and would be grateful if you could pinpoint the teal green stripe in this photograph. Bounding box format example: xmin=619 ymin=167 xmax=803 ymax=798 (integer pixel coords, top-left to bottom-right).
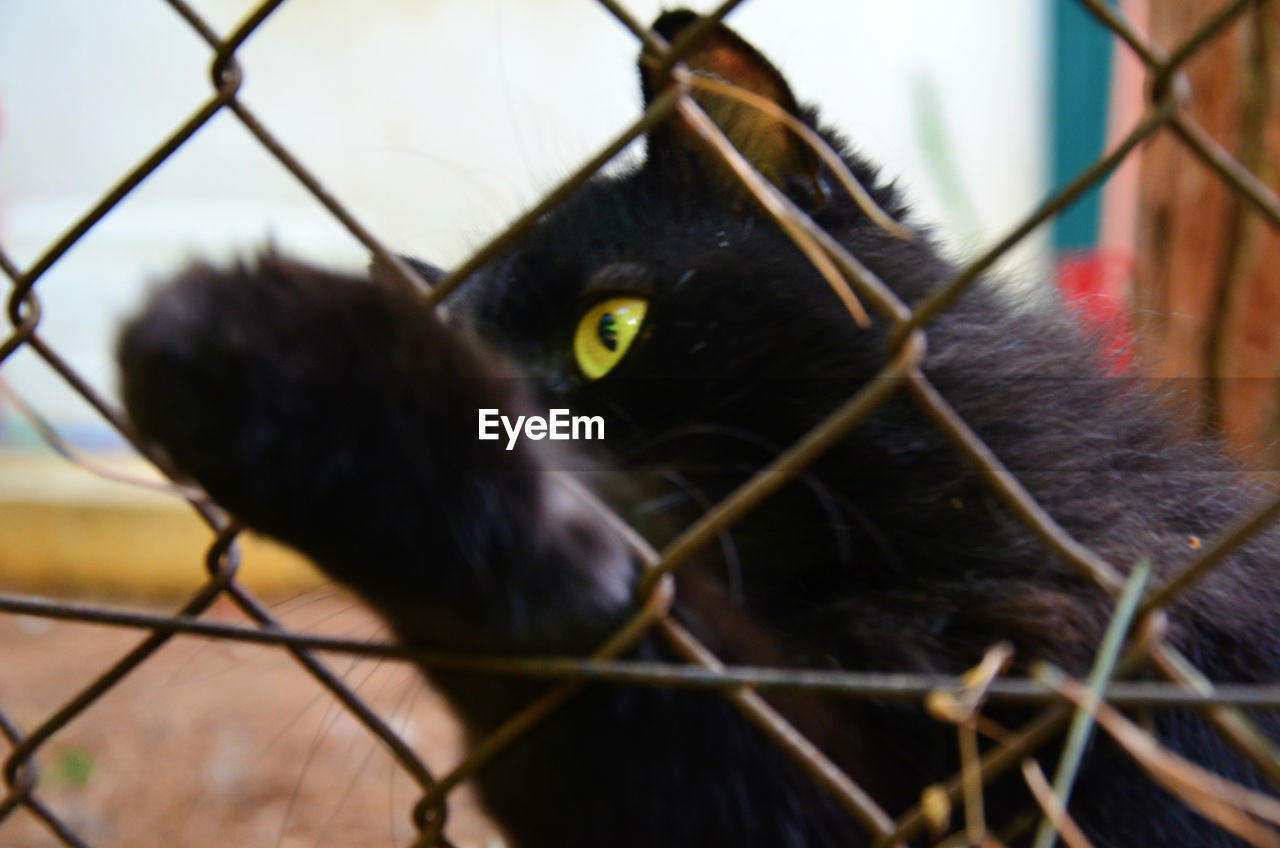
xmin=1052 ymin=0 xmax=1117 ymax=251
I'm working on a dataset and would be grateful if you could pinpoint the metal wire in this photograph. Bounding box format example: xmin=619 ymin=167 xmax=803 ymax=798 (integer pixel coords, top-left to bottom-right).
xmin=2 ymin=1 xmax=1279 ymax=846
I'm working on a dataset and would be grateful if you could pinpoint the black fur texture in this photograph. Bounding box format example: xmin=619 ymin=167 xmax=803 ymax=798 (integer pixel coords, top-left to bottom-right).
xmin=117 ymin=11 xmax=1280 ymax=847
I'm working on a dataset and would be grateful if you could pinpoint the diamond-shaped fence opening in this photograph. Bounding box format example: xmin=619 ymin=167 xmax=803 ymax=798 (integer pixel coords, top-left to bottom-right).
xmin=2 ymin=1 xmax=1280 ymax=847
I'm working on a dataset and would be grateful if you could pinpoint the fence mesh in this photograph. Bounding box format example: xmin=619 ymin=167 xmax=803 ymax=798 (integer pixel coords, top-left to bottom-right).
xmin=3 ymin=1 xmax=1280 ymax=846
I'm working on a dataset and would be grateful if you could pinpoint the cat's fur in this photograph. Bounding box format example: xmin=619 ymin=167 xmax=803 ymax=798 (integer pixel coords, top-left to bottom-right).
xmin=117 ymin=11 xmax=1280 ymax=847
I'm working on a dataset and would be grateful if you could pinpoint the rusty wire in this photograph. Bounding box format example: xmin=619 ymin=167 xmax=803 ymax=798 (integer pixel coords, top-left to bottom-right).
xmin=3 ymin=1 xmax=1280 ymax=846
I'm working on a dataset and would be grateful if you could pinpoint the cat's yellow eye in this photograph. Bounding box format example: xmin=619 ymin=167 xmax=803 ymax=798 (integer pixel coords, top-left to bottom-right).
xmin=574 ymin=297 xmax=648 ymax=380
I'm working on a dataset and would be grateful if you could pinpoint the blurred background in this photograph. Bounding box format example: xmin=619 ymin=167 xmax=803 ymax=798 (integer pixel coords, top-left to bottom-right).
xmin=1 ymin=0 xmax=1050 ymax=458
xmin=0 ymin=0 xmax=1060 ymax=597
xmin=1 ymin=1 xmax=1278 ymax=846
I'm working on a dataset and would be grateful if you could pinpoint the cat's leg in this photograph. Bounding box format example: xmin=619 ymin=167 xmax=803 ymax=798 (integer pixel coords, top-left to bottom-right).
xmin=118 ymin=254 xmax=634 ymax=653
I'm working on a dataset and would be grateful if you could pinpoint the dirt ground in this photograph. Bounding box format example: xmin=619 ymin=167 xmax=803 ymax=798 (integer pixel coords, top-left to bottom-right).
xmin=0 ymin=590 xmax=503 ymax=848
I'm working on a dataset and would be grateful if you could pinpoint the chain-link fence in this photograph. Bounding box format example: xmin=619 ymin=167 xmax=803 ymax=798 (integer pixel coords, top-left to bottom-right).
xmin=3 ymin=1 xmax=1280 ymax=846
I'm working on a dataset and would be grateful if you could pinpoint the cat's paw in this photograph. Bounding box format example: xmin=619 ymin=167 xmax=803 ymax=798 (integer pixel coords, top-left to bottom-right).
xmin=117 ymin=252 xmax=545 ymax=541
xmin=118 ymin=254 xmax=474 ymax=522
xmin=121 ymin=255 xmax=364 ymax=488
xmin=118 ymin=252 xmax=633 ymax=651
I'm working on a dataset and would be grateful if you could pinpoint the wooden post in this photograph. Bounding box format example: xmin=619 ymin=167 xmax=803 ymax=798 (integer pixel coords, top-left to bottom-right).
xmin=1132 ymin=2 xmax=1280 ymax=464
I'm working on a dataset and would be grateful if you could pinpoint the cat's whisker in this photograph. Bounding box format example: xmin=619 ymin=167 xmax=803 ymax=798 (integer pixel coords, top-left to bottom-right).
xmin=657 ymin=469 xmax=747 ymax=605
xmin=277 ymin=624 xmax=394 ymax=848
xmin=153 ymin=586 xmax=351 ymax=697
xmin=385 ymin=673 xmax=429 ymax=848
xmin=626 ymin=421 xmax=868 ymax=579
xmin=598 ymin=396 xmax=647 ymax=443
xmin=311 ymin=709 xmax=392 ymax=848
xmin=825 ymin=489 xmax=909 ymax=578
xmin=630 ymin=488 xmax=695 ymax=519
xmin=790 ymin=467 xmax=859 ymax=573
xmin=308 ymin=652 xmax=420 ymax=848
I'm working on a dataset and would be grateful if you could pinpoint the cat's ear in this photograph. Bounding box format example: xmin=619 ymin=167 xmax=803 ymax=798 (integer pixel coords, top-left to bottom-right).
xmin=641 ymin=10 xmax=821 ymax=205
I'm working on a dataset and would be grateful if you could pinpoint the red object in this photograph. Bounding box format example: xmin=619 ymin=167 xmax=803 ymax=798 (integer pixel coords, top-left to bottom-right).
xmin=1056 ymin=249 xmax=1134 ymax=375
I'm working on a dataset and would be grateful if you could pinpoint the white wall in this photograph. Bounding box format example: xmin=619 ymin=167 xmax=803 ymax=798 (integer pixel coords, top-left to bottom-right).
xmin=0 ymin=0 xmax=1048 ymax=443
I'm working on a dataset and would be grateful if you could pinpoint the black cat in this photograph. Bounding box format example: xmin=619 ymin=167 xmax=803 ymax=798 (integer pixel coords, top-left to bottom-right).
xmin=117 ymin=11 xmax=1280 ymax=848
